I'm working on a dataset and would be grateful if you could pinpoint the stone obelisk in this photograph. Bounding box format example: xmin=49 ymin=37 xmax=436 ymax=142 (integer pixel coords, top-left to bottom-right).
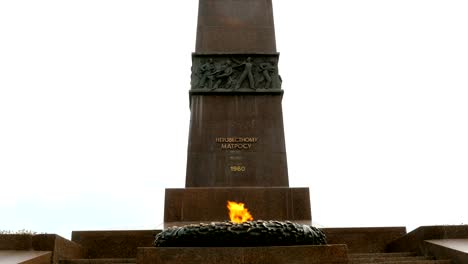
xmin=163 ymin=0 xmax=311 ymax=227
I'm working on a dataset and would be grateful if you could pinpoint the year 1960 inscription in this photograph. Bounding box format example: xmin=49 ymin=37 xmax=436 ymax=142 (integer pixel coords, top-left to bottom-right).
xmin=230 ymin=165 xmax=246 ymax=172
xmin=215 ymin=137 xmax=258 ymax=150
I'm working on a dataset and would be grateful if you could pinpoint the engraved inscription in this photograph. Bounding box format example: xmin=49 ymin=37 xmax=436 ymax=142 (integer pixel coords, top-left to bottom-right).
xmin=215 ymin=137 xmax=258 ymax=150
xmin=230 ymin=165 xmax=246 ymax=172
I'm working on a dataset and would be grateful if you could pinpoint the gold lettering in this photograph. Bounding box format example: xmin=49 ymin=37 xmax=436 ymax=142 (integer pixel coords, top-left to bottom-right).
xmin=216 ymin=137 xmax=258 ymax=150
xmin=230 ymin=165 xmax=246 ymax=172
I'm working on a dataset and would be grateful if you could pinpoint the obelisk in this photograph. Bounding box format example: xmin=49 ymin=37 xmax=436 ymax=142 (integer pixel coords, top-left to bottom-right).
xmin=163 ymin=0 xmax=312 ymax=227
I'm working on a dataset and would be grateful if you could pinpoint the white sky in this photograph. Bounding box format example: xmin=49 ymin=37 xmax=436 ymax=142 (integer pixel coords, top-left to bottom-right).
xmin=1 ymin=1 xmax=467 ymax=239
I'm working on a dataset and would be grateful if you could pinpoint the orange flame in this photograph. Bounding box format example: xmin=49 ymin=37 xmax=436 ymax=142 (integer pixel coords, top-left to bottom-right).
xmin=227 ymin=201 xmax=253 ymax=223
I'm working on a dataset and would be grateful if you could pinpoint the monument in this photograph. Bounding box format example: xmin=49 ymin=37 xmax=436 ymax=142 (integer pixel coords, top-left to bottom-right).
xmin=141 ymin=1 xmax=351 ymax=263
xmin=163 ymin=0 xmax=312 ymax=228
xmin=0 ymin=2 xmax=463 ymax=264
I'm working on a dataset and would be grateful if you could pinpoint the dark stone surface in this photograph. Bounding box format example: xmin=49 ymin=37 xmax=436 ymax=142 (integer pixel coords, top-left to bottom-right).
xmin=155 ymin=221 xmax=326 ymax=247
xmin=164 ymin=187 xmax=311 ymax=227
xmin=424 ymin=240 xmax=468 ymax=264
xmin=186 ymin=95 xmax=288 ymax=187
xmin=168 ymin=0 xmax=307 ymax=229
xmin=0 ymin=234 xmax=86 ymax=264
xmin=33 ymin=234 xmax=87 ymax=264
xmin=58 ymin=258 xmax=136 ymax=264
xmin=321 ymin=227 xmax=407 ymax=253
xmin=386 ymin=225 xmax=468 ymax=254
xmin=0 ymin=251 xmax=52 ymax=264
xmin=71 ymin=230 xmax=159 ymax=259
xmin=195 ymin=0 xmax=276 ymax=53
xmin=186 ymin=1 xmax=289 ymax=189
xmin=0 ymin=234 xmax=33 ymax=250
xmin=138 ymin=245 xmax=349 ymax=264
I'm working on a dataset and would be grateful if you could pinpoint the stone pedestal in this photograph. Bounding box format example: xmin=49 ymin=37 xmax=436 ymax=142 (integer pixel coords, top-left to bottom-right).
xmin=138 ymin=245 xmax=349 ymax=264
xmin=164 ymin=187 xmax=311 ymax=228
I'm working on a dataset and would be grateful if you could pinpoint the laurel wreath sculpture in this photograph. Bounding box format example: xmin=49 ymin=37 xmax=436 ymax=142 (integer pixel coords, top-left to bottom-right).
xmin=154 ymin=220 xmax=327 ymax=247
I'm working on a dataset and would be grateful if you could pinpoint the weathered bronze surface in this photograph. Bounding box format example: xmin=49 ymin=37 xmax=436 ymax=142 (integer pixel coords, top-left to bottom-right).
xmin=155 ymin=221 xmax=326 ymax=247
xmin=191 ymin=54 xmax=282 ymax=91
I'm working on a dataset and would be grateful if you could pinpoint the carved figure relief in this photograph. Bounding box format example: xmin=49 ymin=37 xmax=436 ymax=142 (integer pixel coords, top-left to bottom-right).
xmin=213 ymin=59 xmax=235 ymax=89
xmin=198 ymin=58 xmax=215 ymax=89
xmin=233 ymin=57 xmax=255 ymax=89
xmin=191 ymin=54 xmax=281 ymax=91
xmin=258 ymin=60 xmax=276 ymax=89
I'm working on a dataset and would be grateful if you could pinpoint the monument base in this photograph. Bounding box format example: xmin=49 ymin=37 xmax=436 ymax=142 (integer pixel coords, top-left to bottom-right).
xmin=137 ymin=245 xmax=349 ymax=264
xmin=164 ymin=187 xmax=311 ymax=228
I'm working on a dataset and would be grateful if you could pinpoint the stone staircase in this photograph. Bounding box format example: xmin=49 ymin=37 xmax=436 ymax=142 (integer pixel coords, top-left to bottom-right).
xmin=349 ymin=252 xmax=451 ymax=264
xmin=47 ymin=228 xmax=459 ymax=264
xmin=59 ymin=258 xmax=136 ymax=264
xmin=57 ymin=252 xmax=451 ymax=264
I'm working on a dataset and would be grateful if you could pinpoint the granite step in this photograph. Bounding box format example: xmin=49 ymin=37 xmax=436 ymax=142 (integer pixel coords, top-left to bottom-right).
xmin=349 ymin=252 xmax=451 ymax=264
xmin=59 ymin=258 xmax=136 ymax=264
xmin=362 ymin=261 xmax=451 ymax=264
xmin=350 ymin=252 xmax=417 ymax=258
xmin=350 ymin=256 xmax=430 ymax=263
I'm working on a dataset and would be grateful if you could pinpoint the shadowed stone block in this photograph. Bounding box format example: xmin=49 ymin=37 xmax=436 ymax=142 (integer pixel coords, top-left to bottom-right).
xmin=322 ymin=227 xmax=407 ymax=253
xmin=33 ymin=234 xmax=87 ymax=264
xmin=424 ymin=240 xmax=468 ymax=264
xmin=0 ymin=234 xmax=32 ymax=250
xmin=138 ymin=245 xmax=349 ymax=264
xmin=164 ymin=187 xmax=311 ymax=228
xmin=387 ymin=225 xmax=468 ymax=255
xmin=0 ymin=234 xmax=86 ymax=264
xmin=71 ymin=230 xmax=159 ymax=258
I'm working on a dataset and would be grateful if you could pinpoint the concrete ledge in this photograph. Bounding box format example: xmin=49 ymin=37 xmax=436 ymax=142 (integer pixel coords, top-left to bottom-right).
xmin=322 ymin=227 xmax=406 ymax=253
xmin=387 ymin=225 xmax=468 ymax=254
xmin=137 ymin=245 xmax=349 ymax=264
xmin=0 ymin=234 xmax=85 ymax=264
xmin=33 ymin=234 xmax=87 ymax=264
xmin=72 ymin=230 xmax=160 ymax=258
xmin=424 ymin=240 xmax=468 ymax=264
xmin=0 ymin=250 xmax=51 ymax=264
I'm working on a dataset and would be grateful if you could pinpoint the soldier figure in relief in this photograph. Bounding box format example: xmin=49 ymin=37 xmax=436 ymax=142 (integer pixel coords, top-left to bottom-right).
xmin=258 ymin=61 xmax=276 ymax=89
xmin=213 ymin=59 xmax=235 ymax=89
xmin=233 ymin=57 xmax=255 ymax=90
xmin=198 ymin=58 xmax=215 ymax=89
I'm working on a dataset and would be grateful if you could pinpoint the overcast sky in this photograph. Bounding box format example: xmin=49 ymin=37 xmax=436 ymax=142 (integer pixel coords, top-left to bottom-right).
xmin=1 ymin=1 xmax=467 ymax=239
